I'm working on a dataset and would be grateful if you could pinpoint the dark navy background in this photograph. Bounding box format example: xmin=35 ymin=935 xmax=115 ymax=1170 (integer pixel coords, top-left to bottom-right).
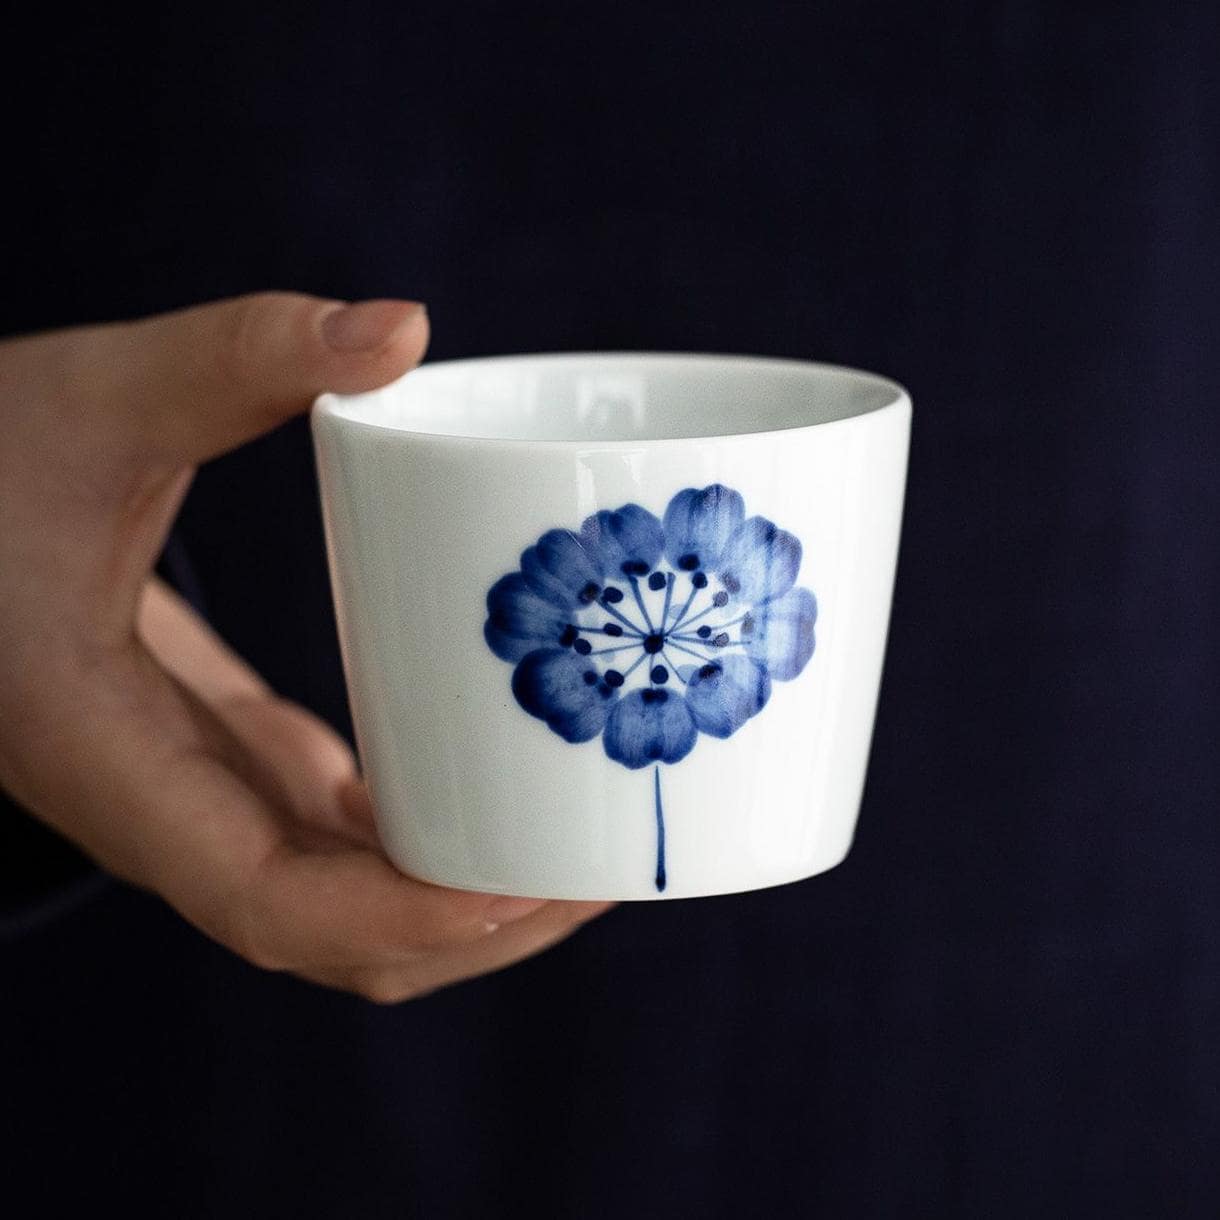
xmin=3 ymin=4 xmax=1218 ymax=1216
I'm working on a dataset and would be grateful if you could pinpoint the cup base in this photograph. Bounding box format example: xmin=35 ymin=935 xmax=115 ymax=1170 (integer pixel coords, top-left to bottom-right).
xmin=376 ymin=836 xmax=856 ymax=902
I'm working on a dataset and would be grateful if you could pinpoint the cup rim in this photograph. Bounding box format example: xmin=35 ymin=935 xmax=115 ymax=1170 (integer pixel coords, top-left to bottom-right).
xmin=313 ymin=350 xmax=911 ymax=449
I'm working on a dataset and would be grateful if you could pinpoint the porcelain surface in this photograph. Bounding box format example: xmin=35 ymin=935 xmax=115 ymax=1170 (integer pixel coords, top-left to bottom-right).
xmin=313 ymin=353 xmax=910 ymax=899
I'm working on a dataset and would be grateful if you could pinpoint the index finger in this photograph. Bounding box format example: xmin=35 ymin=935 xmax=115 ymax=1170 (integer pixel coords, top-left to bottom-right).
xmin=240 ymin=838 xmax=549 ymax=971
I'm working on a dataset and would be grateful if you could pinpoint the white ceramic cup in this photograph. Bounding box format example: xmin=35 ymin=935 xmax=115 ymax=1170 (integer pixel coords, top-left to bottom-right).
xmin=312 ymin=354 xmax=910 ymax=900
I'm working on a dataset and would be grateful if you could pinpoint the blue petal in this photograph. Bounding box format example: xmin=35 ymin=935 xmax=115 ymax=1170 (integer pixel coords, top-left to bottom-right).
xmin=716 ymin=516 xmax=802 ymax=604
xmin=579 ymin=504 xmax=665 ymax=578
xmin=484 ymin=573 xmax=571 ymax=662
xmin=662 ymin=484 xmax=745 ymax=571
xmin=603 ymin=689 xmax=698 ymax=769
xmin=742 ymin=586 xmax=817 ymax=680
xmin=684 ymin=653 xmax=772 ymax=738
xmin=521 ymin=529 xmax=602 ymax=608
xmin=512 ymin=648 xmax=616 ymax=743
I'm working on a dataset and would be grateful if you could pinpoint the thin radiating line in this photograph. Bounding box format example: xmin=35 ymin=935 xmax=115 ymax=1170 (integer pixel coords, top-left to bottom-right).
xmin=664 ymin=639 xmax=716 ymax=664
xmin=668 ymin=584 xmax=701 ymax=632
xmin=599 ymin=600 xmax=647 ymax=635
xmin=620 ymin=652 xmax=649 ymax=680
xmin=585 ymin=622 xmax=644 ymax=638
xmin=660 ymin=650 xmax=688 ymax=684
xmin=659 ymin=572 xmax=676 ymax=631
xmin=705 ymin=612 xmax=751 ymax=631
xmin=670 ymin=600 xmax=723 ymax=633
xmin=627 ymin=575 xmax=655 ymax=633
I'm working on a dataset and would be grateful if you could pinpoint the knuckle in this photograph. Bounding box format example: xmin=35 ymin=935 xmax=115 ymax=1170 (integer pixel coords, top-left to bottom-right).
xmin=214 ymin=293 xmax=280 ymax=391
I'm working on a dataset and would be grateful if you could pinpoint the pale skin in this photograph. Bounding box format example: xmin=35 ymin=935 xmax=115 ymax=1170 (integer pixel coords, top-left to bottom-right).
xmin=0 ymin=293 xmax=613 ymax=1002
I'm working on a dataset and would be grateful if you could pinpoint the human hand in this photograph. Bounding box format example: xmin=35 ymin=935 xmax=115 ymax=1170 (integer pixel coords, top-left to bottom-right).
xmin=0 ymin=294 xmax=612 ymax=1001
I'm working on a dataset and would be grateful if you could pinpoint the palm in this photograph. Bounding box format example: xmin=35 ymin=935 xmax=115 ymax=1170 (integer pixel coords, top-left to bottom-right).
xmin=0 ymin=293 xmax=612 ymax=1002
xmin=136 ymin=577 xmax=611 ymax=999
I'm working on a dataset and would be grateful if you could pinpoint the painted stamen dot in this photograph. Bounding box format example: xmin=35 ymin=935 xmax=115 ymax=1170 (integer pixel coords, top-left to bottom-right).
xmin=559 ymin=624 xmax=578 ymax=646
xmin=578 ymin=581 xmax=601 ymax=604
xmin=643 ymin=633 xmax=665 ymax=654
xmin=573 ymin=638 xmax=592 ymax=656
xmin=604 ymin=623 xmax=624 ymax=637
xmin=602 ymin=586 xmax=624 ymax=604
xmin=712 ymin=591 xmax=729 ymax=607
xmin=692 ymin=572 xmax=709 ymax=589
xmin=650 ymin=666 xmax=669 ymax=685
xmin=741 ymin=614 xmax=755 ymax=634
xmin=722 ymin=574 xmax=741 ymax=595
xmin=697 ymin=625 xmax=712 ymax=639
xmin=604 ymin=669 xmax=625 ymax=688
xmin=648 ymin=571 xmax=666 ymax=591
xmin=621 ymin=560 xmax=650 ymax=576
xmin=583 ymin=670 xmax=599 ymax=685
xmin=678 ymin=553 xmax=700 ymax=571
xmin=712 ymin=632 xmax=730 ymax=648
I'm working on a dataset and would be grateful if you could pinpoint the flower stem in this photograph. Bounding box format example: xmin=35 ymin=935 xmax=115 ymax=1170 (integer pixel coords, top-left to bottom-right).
xmin=653 ymin=765 xmax=667 ymax=892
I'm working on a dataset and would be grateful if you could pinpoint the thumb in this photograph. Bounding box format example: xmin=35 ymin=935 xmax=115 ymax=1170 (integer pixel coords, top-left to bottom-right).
xmin=44 ymin=292 xmax=429 ymax=463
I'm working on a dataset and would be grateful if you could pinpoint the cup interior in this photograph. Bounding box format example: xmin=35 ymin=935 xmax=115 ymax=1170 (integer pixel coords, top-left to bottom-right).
xmin=317 ymin=353 xmax=905 ymax=444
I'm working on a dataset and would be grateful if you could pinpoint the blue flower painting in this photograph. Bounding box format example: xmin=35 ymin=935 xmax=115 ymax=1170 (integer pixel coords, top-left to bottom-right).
xmin=484 ymin=485 xmax=817 ymax=890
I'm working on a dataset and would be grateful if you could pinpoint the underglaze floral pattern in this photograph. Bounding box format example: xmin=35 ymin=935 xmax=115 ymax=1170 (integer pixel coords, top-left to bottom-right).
xmin=484 ymin=484 xmax=817 ymax=888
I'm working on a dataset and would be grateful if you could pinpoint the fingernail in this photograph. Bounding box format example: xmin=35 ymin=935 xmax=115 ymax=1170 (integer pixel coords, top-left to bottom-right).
xmin=483 ymin=896 xmax=547 ymax=929
xmin=322 ymin=299 xmax=425 ymax=353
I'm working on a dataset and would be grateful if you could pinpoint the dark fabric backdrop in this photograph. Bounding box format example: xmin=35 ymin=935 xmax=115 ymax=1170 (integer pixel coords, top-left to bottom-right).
xmin=3 ymin=3 xmax=1218 ymax=1216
